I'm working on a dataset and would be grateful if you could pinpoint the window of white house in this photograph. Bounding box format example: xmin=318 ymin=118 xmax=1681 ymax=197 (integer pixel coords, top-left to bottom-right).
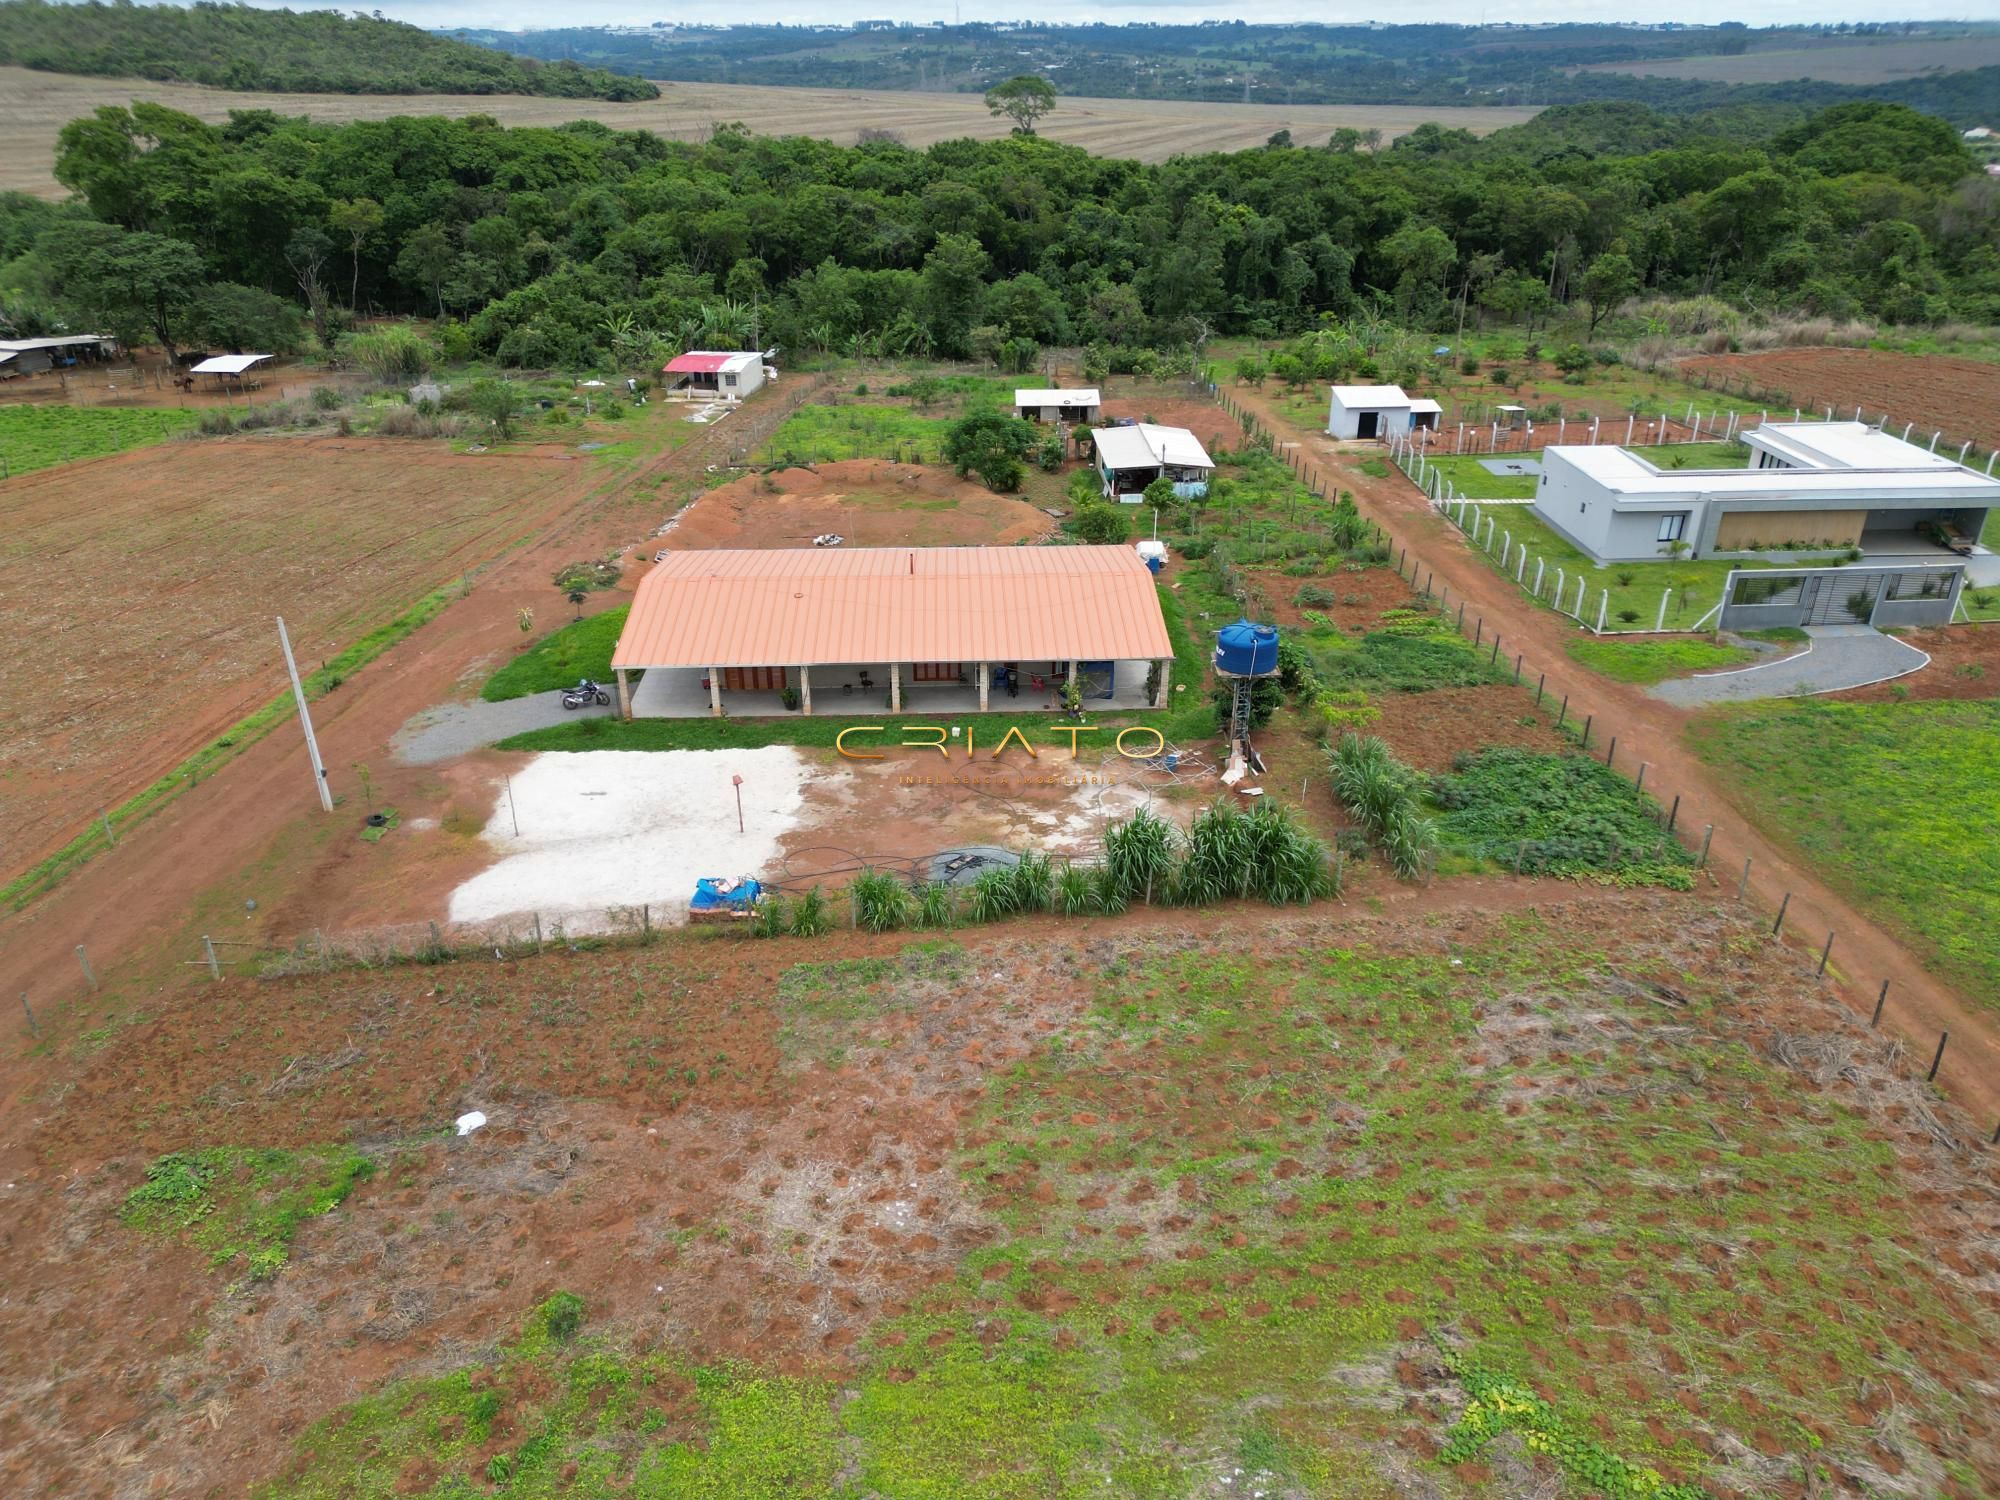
xmin=1657 ymin=513 xmax=1689 ymax=542
xmin=724 ymin=373 xmax=737 ymax=386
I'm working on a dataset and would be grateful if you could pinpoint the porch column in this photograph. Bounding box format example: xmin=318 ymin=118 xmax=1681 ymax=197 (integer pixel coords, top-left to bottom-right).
xmin=1153 ymin=657 xmax=1171 ymax=708
xmin=1067 ymin=661 xmax=1078 ymax=693
xmin=799 ymin=664 xmax=812 ymax=716
xmin=708 ymin=668 xmax=722 ymax=718
xmin=890 ymin=663 xmax=902 ymax=714
xmin=615 ymin=667 xmax=632 ymax=721
xmin=977 ymin=661 xmax=989 ymax=712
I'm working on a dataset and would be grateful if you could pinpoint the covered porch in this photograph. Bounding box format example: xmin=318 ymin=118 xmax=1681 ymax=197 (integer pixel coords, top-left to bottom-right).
xmin=624 ymin=658 xmax=1168 ymax=719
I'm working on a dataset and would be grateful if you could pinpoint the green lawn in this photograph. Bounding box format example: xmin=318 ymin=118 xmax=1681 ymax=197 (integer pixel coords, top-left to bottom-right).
xmin=755 ymin=404 xmax=957 ymax=465
xmin=1451 ymin=500 xmax=1755 ymax=631
xmin=1424 ymin=454 xmax=1535 ymax=500
xmin=1565 ymin=636 xmax=1756 ymax=684
xmin=482 ymin=607 xmax=629 ymax=702
xmin=0 ymin=403 xmax=199 ymax=475
xmin=1626 ymin=440 xmax=1750 ymax=470
xmin=1688 ymin=699 xmax=2000 ymax=1007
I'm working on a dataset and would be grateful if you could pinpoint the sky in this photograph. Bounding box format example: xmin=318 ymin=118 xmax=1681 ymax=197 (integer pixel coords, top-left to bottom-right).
xmin=218 ymin=3 xmax=2000 ymax=34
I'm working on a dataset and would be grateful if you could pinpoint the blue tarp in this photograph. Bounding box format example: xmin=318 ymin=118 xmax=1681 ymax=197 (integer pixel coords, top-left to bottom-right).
xmin=691 ymin=877 xmax=762 ymax=912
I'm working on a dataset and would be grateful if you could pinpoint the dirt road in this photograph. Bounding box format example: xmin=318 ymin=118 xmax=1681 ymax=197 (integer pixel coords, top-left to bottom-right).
xmin=0 ymin=377 xmax=828 ymax=1032
xmin=1226 ymin=382 xmax=2000 ymax=1131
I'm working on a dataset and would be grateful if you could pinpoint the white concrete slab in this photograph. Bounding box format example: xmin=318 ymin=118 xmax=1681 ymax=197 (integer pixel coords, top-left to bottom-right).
xmin=447 ymin=747 xmax=816 ymax=927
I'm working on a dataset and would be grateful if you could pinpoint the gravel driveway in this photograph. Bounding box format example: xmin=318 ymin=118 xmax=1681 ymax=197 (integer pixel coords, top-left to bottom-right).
xmin=1650 ymin=626 xmax=1929 ymax=707
xmin=393 ymin=692 xmax=613 ymax=765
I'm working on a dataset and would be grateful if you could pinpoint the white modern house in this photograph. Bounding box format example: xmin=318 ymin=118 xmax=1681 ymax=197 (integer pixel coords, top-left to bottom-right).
xmin=661 ymin=351 xmax=768 ymax=399
xmin=1014 ymin=387 xmax=1101 ymax=423
xmin=1531 ymin=422 xmax=2000 ymax=564
xmin=1327 ymin=384 xmax=1443 ymax=441
xmin=1092 ymin=423 xmax=1214 ymax=503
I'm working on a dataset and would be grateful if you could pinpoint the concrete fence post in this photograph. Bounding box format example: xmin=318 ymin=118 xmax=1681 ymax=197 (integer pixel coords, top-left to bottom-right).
xmin=1533 ymin=559 xmax=1545 ymax=597
xmin=1595 ymin=590 xmax=1607 ymax=634
xmin=1555 ymin=567 xmax=1566 ymax=610
xmin=1656 ymin=589 xmax=1669 ymax=631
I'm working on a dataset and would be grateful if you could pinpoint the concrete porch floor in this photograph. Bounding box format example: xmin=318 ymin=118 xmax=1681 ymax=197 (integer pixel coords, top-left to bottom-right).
xmin=628 ymin=661 xmax=1160 ymax=719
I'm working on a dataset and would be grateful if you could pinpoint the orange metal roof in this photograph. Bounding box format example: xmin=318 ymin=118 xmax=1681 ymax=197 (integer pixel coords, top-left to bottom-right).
xmin=612 ymin=546 xmax=1174 ymax=669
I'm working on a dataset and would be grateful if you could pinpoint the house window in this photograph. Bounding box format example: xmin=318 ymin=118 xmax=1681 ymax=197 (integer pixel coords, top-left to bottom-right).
xmin=1657 ymin=513 xmax=1689 ymax=543
xmin=724 ymin=373 xmax=737 ymax=387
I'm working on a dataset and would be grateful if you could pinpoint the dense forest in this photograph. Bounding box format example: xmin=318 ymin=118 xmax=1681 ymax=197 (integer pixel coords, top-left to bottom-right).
xmin=463 ymin=21 xmax=2000 ymax=125
xmin=0 ymin=1 xmax=657 ymax=101
xmin=1 ymin=99 xmax=1991 ymax=372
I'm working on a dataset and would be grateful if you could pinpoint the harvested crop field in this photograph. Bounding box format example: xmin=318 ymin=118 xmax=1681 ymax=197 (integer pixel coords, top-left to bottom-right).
xmin=6 ymin=894 xmax=1998 ymax=1497
xmin=0 ymin=436 xmax=597 ymax=878
xmin=0 ymin=65 xmax=1539 ymax=196
xmin=1577 ymin=34 xmax=2000 ymax=85
xmin=1681 ymin=348 xmax=2000 ymax=449
xmin=666 ymin=459 xmax=1055 ymax=550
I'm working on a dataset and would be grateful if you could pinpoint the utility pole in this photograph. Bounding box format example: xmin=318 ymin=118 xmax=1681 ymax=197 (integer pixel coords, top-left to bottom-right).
xmin=277 ymin=616 xmax=333 ymax=813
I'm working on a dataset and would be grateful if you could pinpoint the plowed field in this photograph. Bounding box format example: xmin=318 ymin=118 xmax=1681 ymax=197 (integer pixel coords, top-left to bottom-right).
xmin=0 ymin=437 xmax=596 ymax=876
xmin=1681 ymin=348 xmax=2000 ymax=449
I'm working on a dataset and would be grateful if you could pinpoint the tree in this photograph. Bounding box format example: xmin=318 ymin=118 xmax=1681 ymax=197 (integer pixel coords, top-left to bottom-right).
xmin=462 ymin=377 xmax=520 ymax=438
xmin=37 ymin=220 xmax=205 ymax=364
xmin=1071 ymin=504 xmax=1130 ymax=544
xmin=329 ymin=196 xmax=384 ymax=312
xmin=284 ymin=226 xmax=336 ymax=347
xmin=984 ymin=75 xmax=1057 ymax=136
xmin=1142 ymin=476 xmax=1178 ymax=511
xmin=1235 ymin=355 xmax=1268 ymax=387
xmin=395 ymin=223 xmax=453 ymax=319
xmin=1580 ymin=252 xmax=1639 ymax=335
xmin=942 ymin=411 xmax=1035 ymax=492
xmin=920 ymin=233 xmax=990 ymax=358
xmin=1265 ymin=129 xmax=1293 ymax=149
xmin=1379 ymin=221 xmax=1458 ymax=327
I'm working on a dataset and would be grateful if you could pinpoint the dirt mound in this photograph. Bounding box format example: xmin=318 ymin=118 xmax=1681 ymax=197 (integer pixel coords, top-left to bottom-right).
xmin=665 ymin=460 xmax=1056 ymax=550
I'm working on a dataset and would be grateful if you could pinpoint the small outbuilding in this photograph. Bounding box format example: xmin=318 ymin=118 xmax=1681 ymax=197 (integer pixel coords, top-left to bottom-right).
xmin=1092 ymin=423 xmax=1214 ymax=503
xmin=0 ymin=334 xmax=116 ymax=377
xmin=661 ymin=351 xmax=768 ymax=400
xmin=189 ymin=353 xmax=273 ymax=390
xmin=1014 ymin=387 xmax=1101 ymax=423
xmin=1326 ymin=384 xmax=1442 ymax=441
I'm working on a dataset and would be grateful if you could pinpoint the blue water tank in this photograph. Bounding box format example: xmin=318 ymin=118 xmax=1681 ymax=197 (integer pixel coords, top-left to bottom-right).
xmin=1214 ymin=619 xmax=1280 ymax=677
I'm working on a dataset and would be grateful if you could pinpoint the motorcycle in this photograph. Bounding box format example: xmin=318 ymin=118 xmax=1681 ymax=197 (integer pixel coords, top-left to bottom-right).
xmin=561 ymin=678 xmax=611 ymax=710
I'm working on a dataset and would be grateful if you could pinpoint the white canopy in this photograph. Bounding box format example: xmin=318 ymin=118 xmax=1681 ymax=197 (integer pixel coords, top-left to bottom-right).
xmin=190 ymin=353 xmax=272 ymax=375
xmin=1015 ymin=387 xmax=1101 ymax=406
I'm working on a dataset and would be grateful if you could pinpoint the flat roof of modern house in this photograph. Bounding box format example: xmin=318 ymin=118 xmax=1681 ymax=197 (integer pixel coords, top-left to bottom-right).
xmin=663 ymin=351 xmax=761 ymax=373
xmin=1748 ymin=421 xmax=1959 ymax=471
xmin=1014 ymin=387 xmax=1100 ymax=405
xmin=1329 ymin=384 xmax=1413 ymax=406
xmin=1544 ymin=441 xmax=2000 ymax=499
xmin=613 ymin=546 xmax=1174 ymax=670
xmin=1093 ymin=423 xmax=1213 ymax=471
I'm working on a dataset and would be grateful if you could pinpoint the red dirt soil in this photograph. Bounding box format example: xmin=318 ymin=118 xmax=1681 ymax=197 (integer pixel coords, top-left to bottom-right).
xmin=3 ymin=899 xmax=1996 ymax=1497
xmin=0 ymin=436 xmax=601 ymax=875
xmin=665 ymin=458 xmax=1056 ymax=549
xmin=1829 ymin=625 xmax=2000 ymax=704
xmin=1681 ymin=348 xmax=2000 ymax=449
xmin=1223 ymin=380 xmax=2000 ymax=1131
xmin=0 ymin=377 xmax=831 ymax=1027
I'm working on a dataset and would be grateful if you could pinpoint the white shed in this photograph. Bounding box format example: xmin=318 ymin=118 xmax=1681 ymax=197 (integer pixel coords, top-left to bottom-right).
xmin=1327 ymin=384 xmax=1441 ymax=441
xmin=662 ymin=351 xmax=768 ymax=400
xmin=1014 ymin=387 xmax=1101 ymax=423
xmin=1094 ymin=423 xmax=1214 ymax=503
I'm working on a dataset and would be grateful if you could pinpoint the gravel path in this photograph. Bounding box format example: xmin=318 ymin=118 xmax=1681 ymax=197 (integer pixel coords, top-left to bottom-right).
xmin=392 ymin=693 xmax=613 ymax=765
xmin=1650 ymin=626 xmax=1929 ymax=707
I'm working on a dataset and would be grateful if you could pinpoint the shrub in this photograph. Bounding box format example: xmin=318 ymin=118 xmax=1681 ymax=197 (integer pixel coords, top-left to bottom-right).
xmin=1102 ymin=807 xmax=1176 ymax=906
xmin=915 ymin=882 xmax=958 ymax=930
xmin=851 ymin=870 xmax=913 ymax=932
xmin=1328 ymin=733 xmax=1437 ymax=880
xmin=1616 ymin=608 xmax=1642 ymax=624
xmin=967 ymin=868 xmax=1015 ymax=923
xmin=311 ymin=385 xmax=346 ymax=411
xmin=1007 ymin=849 xmax=1054 ymax=913
xmin=1176 ymin=537 xmax=1214 ymax=560
xmin=789 ymin=887 xmax=830 ymax=937
xmin=1294 ymin=583 xmax=1337 ymax=609
xmin=1070 ymin=504 xmax=1131 ymax=544
xmin=340 ymin=325 xmax=435 ymax=380
xmin=1054 ymin=862 xmax=1096 ymax=915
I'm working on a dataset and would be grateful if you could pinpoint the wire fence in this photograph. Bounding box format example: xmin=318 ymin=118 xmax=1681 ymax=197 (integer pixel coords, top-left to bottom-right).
xmin=1208 ymin=382 xmax=2000 ymax=1150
